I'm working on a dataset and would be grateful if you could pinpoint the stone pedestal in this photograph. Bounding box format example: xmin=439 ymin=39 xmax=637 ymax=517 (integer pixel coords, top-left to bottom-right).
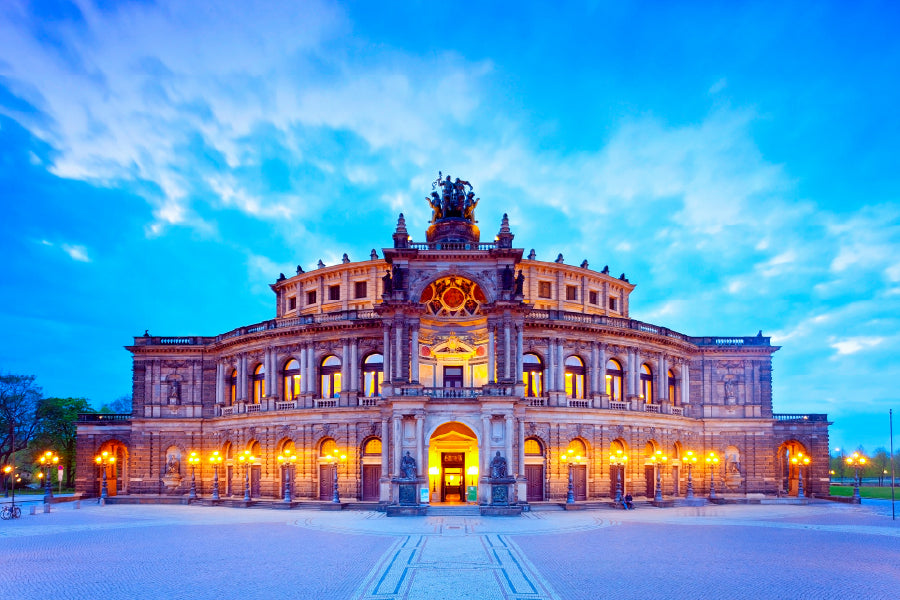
xmin=489 ymin=477 xmax=516 ymax=506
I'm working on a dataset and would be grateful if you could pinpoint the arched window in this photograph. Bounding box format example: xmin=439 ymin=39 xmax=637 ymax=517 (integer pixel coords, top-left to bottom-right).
xmin=320 ymin=438 xmax=337 ymax=457
xmin=252 ymin=364 xmax=265 ymax=404
xmin=564 ymin=356 xmax=585 ymax=399
xmin=567 ymin=438 xmax=587 ymax=457
xmin=229 ymin=368 xmax=237 ymax=406
xmin=363 ymin=438 xmax=382 ymax=455
xmin=523 ymin=353 xmax=544 ymax=397
xmin=668 ymin=369 xmax=677 ymax=405
xmin=524 ymin=438 xmax=544 ymax=456
xmin=320 ymin=356 xmax=342 ymax=398
xmin=606 ymin=359 xmax=623 ymax=403
xmin=283 ymin=359 xmax=301 ymax=402
xmin=640 ymin=364 xmax=653 ymax=403
xmin=362 ymin=354 xmax=384 ymax=398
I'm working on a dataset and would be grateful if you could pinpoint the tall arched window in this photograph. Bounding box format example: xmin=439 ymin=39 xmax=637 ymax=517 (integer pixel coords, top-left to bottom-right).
xmin=524 ymin=438 xmax=544 ymax=456
xmin=321 ymin=355 xmax=342 ymax=398
xmin=640 ymin=364 xmax=653 ymax=403
xmin=252 ymin=364 xmax=265 ymax=404
xmin=283 ymin=359 xmax=301 ymax=402
xmin=229 ymin=368 xmax=237 ymax=406
xmin=320 ymin=437 xmax=337 ymax=457
xmin=606 ymin=359 xmax=623 ymax=403
xmin=523 ymin=353 xmax=544 ymax=397
xmin=668 ymin=369 xmax=677 ymax=405
xmin=564 ymin=356 xmax=585 ymax=399
xmin=363 ymin=438 xmax=382 ymax=455
xmin=362 ymin=353 xmax=384 ymax=397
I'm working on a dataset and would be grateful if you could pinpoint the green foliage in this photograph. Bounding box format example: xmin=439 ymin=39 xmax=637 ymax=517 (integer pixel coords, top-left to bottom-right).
xmin=830 ymin=485 xmax=897 ymax=500
xmin=32 ymin=397 xmax=93 ymax=487
xmin=0 ymin=372 xmax=41 ymax=468
xmin=98 ymin=395 xmax=132 ymax=414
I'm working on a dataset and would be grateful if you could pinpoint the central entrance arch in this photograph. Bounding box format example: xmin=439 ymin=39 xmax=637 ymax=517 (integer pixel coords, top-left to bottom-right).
xmin=428 ymin=421 xmax=479 ymax=504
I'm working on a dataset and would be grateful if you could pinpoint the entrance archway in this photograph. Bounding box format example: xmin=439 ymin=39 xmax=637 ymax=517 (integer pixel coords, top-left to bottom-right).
xmin=95 ymin=440 xmax=129 ymax=497
xmin=428 ymin=422 xmax=479 ymax=504
xmin=779 ymin=441 xmax=809 ymax=496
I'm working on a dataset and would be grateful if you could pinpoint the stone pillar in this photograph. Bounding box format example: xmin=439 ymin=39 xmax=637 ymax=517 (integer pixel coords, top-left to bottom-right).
xmin=307 ymin=346 xmax=316 ymax=397
xmin=237 ymin=355 xmax=247 ymax=402
xmin=488 ymin=328 xmax=496 ymax=383
xmin=299 ymin=345 xmax=308 ymax=394
xmin=625 ymin=349 xmax=635 ymax=398
xmin=215 ymin=362 xmax=224 ymax=405
xmin=392 ymin=416 xmax=402 ymax=477
xmin=658 ymin=354 xmax=668 ymax=403
xmin=503 ymin=321 xmax=511 ymax=379
xmin=590 ymin=343 xmax=598 ymax=396
xmin=681 ymin=363 xmax=690 ymax=405
xmin=351 ymin=339 xmax=359 ymax=392
xmin=415 ymin=414 xmax=424 ymax=478
xmin=518 ymin=420 xmax=525 ymax=478
xmin=341 ymin=342 xmax=349 ymax=396
xmin=547 ymin=339 xmax=555 ymax=391
xmin=505 ymin=416 xmax=514 ymax=475
xmin=381 ymin=417 xmax=390 ymax=472
xmin=265 ymin=348 xmax=275 ymax=400
xmin=598 ymin=344 xmax=607 ymax=393
xmin=411 ymin=326 xmax=420 ymax=383
xmin=394 ymin=322 xmax=403 ymax=382
xmin=383 ymin=326 xmax=392 ymax=382
xmin=481 ymin=415 xmax=491 ymax=492
xmin=557 ymin=341 xmax=565 ymax=391
xmin=515 ymin=325 xmax=524 ymax=383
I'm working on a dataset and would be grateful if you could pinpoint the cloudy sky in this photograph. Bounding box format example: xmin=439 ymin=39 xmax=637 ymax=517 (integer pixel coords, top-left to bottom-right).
xmin=2 ymin=0 xmax=898 ymax=452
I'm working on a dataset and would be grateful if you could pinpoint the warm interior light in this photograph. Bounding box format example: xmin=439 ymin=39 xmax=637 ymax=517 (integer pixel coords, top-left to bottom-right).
xmin=467 ymin=466 xmax=478 ymax=475
xmin=429 ymin=466 xmax=439 ymax=475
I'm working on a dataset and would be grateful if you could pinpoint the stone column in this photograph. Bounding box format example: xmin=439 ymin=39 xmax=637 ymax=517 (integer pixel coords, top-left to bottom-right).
xmin=411 ymin=326 xmax=420 ymax=383
xmin=299 ymin=345 xmax=308 ymax=394
xmin=488 ymin=328 xmax=496 ymax=383
xmin=265 ymin=348 xmax=275 ymax=399
xmin=341 ymin=341 xmax=349 ymax=396
xmin=625 ymin=348 xmax=635 ymax=398
xmin=557 ymin=341 xmax=565 ymax=391
xmin=503 ymin=321 xmax=511 ymax=379
xmin=681 ymin=363 xmax=690 ymax=405
xmin=351 ymin=339 xmax=359 ymax=392
xmin=518 ymin=420 xmax=526 ymax=478
xmin=481 ymin=415 xmax=491 ymax=487
xmin=383 ymin=326 xmax=392 ymax=382
xmin=415 ymin=414 xmax=424 ymax=478
xmin=237 ymin=354 xmax=247 ymax=402
xmin=394 ymin=322 xmax=403 ymax=382
xmin=505 ymin=416 xmax=514 ymax=475
xmin=392 ymin=416 xmax=402 ymax=477
xmin=658 ymin=354 xmax=668 ymax=403
xmin=215 ymin=362 xmax=224 ymax=405
xmin=598 ymin=344 xmax=607 ymax=393
xmin=547 ymin=339 xmax=555 ymax=392
xmin=381 ymin=417 xmax=390 ymax=473
xmin=515 ymin=325 xmax=524 ymax=383
xmin=307 ymin=346 xmax=316 ymax=397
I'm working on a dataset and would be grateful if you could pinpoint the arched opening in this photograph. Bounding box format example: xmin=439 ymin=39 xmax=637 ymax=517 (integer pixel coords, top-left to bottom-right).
xmin=318 ymin=437 xmax=341 ymax=501
xmin=779 ymin=441 xmax=808 ymax=497
xmin=94 ymin=440 xmax=129 ymax=497
xmin=252 ymin=364 xmax=265 ymax=404
xmin=428 ymin=421 xmax=479 ymax=504
xmin=523 ymin=353 xmax=544 ymax=397
xmin=320 ymin=356 xmax=341 ymax=399
xmin=362 ymin=353 xmax=384 ymax=398
xmin=524 ymin=437 xmax=545 ymax=501
xmin=668 ymin=369 xmax=678 ymax=405
xmin=606 ymin=359 xmax=624 ymax=404
xmin=223 ymin=441 xmax=234 ymax=496
xmin=277 ymin=439 xmax=296 ymax=501
xmin=564 ymin=356 xmax=585 ymax=399
xmin=228 ymin=368 xmax=237 ymax=406
xmin=360 ymin=437 xmax=382 ymax=501
xmin=640 ymin=364 xmax=653 ymax=404
xmin=283 ymin=359 xmax=301 ymax=402
xmin=563 ymin=439 xmax=588 ymax=501
xmin=609 ymin=439 xmax=628 ymax=499
xmin=644 ymin=440 xmax=661 ymax=497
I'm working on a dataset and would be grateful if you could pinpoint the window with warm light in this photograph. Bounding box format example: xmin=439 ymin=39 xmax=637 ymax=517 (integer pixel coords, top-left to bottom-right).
xmin=640 ymin=364 xmax=653 ymax=403
xmin=564 ymin=356 xmax=585 ymax=399
xmin=523 ymin=353 xmax=543 ymax=397
xmin=252 ymin=364 xmax=265 ymax=404
xmin=606 ymin=359 xmax=623 ymax=402
xmin=363 ymin=438 xmax=382 ymax=455
xmin=320 ymin=438 xmax=336 ymax=456
xmin=321 ymin=355 xmax=342 ymax=398
xmin=283 ymin=359 xmax=301 ymax=401
xmin=229 ymin=368 xmax=237 ymax=406
xmin=668 ymin=369 xmax=677 ymax=404
xmin=362 ymin=353 xmax=384 ymax=397
xmin=524 ymin=438 xmax=543 ymax=455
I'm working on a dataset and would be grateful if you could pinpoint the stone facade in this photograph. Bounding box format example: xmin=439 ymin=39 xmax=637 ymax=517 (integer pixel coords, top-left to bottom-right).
xmin=76 ymin=177 xmax=830 ymax=504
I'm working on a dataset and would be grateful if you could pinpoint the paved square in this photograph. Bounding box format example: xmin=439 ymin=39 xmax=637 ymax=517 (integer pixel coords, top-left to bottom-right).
xmin=1 ymin=500 xmax=898 ymax=599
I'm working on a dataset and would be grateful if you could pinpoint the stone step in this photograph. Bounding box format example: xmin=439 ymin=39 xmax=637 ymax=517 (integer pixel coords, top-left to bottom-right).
xmin=426 ymin=505 xmax=481 ymax=516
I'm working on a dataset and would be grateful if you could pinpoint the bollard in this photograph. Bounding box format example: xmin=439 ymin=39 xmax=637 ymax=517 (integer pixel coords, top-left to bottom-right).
xmin=29 ymin=505 xmax=36 ymax=515
xmin=44 ymin=504 xmax=51 ymax=514
xmin=75 ymin=500 xmax=81 ymax=509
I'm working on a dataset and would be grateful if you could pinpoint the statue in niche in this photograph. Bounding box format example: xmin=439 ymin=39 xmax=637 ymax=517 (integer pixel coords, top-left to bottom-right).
xmin=167 ymin=380 xmax=180 ymax=405
xmin=382 ymin=269 xmax=393 ymax=294
xmin=501 ymin=265 xmax=514 ymax=291
xmin=724 ymin=379 xmax=737 ymax=402
xmin=166 ymin=454 xmax=180 ymax=475
xmin=392 ymin=265 xmax=404 ymax=290
xmin=725 ymin=447 xmax=742 ymax=475
xmin=490 ymin=451 xmax=508 ymax=479
xmin=400 ymin=451 xmax=417 ymax=479
xmin=514 ymin=270 xmax=525 ymax=296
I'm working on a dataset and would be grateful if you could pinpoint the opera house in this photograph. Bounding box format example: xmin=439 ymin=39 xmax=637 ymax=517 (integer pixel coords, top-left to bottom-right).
xmin=76 ymin=174 xmax=830 ymax=509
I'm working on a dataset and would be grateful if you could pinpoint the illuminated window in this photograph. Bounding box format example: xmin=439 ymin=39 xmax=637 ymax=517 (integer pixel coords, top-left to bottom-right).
xmin=306 ymin=290 xmax=317 ymax=305
xmin=524 ymin=438 xmax=543 ymax=455
xmin=523 ymin=353 xmax=544 ymax=397
xmin=362 ymin=353 xmax=384 ymax=397
xmin=538 ymin=281 xmax=552 ymax=299
xmin=566 ymin=285 xmax=577 ymax=301
xmin=606 ymin=359 xmax=623 ymax=402
xmin=609 ymin=296 xmax=617 ymax=311
xmin=640 ymin=364 xmax=653 ymax=403
xmin=328 ymin=285 xmax=340 ymax=301
xmin=252 ymin=364 xmax=265 ymax=404
xmin=288 ymin=296 xmax=297 ymax=311
xmin=229 ymin=368 xmax=237 ymax=406
xmin=567 ymin=439 xmax=586 ymax=456
xmin=564 ymin=356 xmax=585 ymax=399
xmin=668 ymin=369 xmax=678 ymax=405
xmin=283 ymin=359 xmax=301 ymax=402
xmin=320 ymin=438 xmax=336 ymax=456
xmin=363 ymin=438 xmax=382 ymax=455
xmin=321 ymin=355 xmax=342 ymax=398
xmin=354 ymin=281 xmax=367 ymax=299
xmin=589 ymin=291 xmax=598 ymax=305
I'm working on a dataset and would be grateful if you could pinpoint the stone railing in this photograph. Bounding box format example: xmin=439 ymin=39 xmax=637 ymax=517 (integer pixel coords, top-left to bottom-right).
xmin=567 ymin=399 xmax=591 ymax=408
xmin=77 ymin=413 xmax=131 ymax=423
xmin=643 ymin=404 xmax=660 ymax=413
xmin=423 ymin=387 xmax=479 ymax=399
xmin=773 ymin=413 xmax=828 ymax=422
xmin=526 ymin=397 xmax=545 ymax=407
xmin=275 ymin=401 xmax=297 ymax=411
xmin=407 ymin=241 xmax=496 ymax=251
xmin=246 ymin=404 xmax=261 ymax=413
xmin=315 ymin=399 xmax=338 ymax=408
xmin=609 ymin=401 xmax=629 ymax=411
xmin=670 ymin=406 xmax=684 ymax=416
xmin=358 ymin=397 xmax=380 ymax=407
xmin=221 ymin=406 xmax=235 ymax=416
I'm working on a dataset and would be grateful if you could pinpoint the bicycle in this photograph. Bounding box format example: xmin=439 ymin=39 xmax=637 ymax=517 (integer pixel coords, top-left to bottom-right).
xmin=1 ymin=504 xmax=22 ymax=519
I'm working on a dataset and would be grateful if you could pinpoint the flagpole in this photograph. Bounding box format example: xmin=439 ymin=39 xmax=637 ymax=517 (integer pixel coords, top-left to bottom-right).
xmin=890 ymin=408 xmax=895 ymax=521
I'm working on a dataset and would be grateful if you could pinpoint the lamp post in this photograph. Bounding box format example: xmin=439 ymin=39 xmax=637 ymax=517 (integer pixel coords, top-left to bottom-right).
xmin=429 ymin=466 xmax=439 ymax=502
xmin=326 ymin=450 xmax=347 ymax=504
xmin=2 ymin=465 xmax=13 ymax=504
xmin=609 ymin=449 xmax=627 ymax=504
xmin=650 ymin=450 xmax=668 ymax=503
xmin=187 ymin=451 xmax=200 ymax=500
xmin=790 ymin=452 xmax=810 ymax=497
xmin=683 ymin=451 xmax=698 ymax=499
xmin=277 ymin=449 xmax=297 ymax=503
xmin=846 ymin=451 xmax=867 ymax=502
xmin=466 ymin=466 xmax=478 ymax=503
xmin=209 ymin=451 xmax=223 ymax=501
xmin=561 ymin=449 xmax=582 ymax=504
xmin=237 ymin=450 xmax=256 ymax=502
xmin=94 ymin=450 xmax=116 ymax=502
xmin=38 ymin=450 xmax=60 ymax=503
xmin=706 ymin=451 xmax=719 ymax=500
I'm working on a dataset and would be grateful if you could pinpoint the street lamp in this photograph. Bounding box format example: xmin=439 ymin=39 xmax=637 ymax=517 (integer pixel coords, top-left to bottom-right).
xmin=609 ymin=449 xmax=628 ymax=504
xmin=791 ymin=452 xmax=810 ymax=497
xmin=683 ymin=451 xmax=698 ymax=499
xmin=277 ymin=449 xmax=297 ymax=503
xmin=237 ymin=450 xmax=256 ymax=502
xmin=187 ymin=451 xmax=200 ymax=500
xmin=650 ymin=450 xmax=668 ymax=502
xmin=429 ymin=466 xmax=439 ymax=501
xmin=846 ymin=451 xmax=867 ymax=502
xmin=706 ymin=451 xmax=719 ymax=500
xmin=466 ymin=466 xmax=478 ymax=503
xmin=38 ymin=450 xmax=60 ymax=503
xmin=2 ymin=465 xmax=14 ymax=505
xmin=94 ymin=450 xmax=116 ymax=502
xmin=209 ymin=451 xmax=223 ymax=501
xmin=325 ymin=450 xmax=347 ymax=503
xmin=560 ymin=448 xmax=582 ymax=504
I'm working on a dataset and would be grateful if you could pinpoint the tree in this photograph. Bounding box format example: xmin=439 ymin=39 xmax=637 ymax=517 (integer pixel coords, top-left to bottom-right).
xmin=33 ymin=397 xmax=93 ymax=487
xmin=0 ymin=373 xmax=41 ymax=469
xmin=872 ymin=447 xmax=891 ymax=486
xmin=98 ymin=395 xmax=132 ymax=414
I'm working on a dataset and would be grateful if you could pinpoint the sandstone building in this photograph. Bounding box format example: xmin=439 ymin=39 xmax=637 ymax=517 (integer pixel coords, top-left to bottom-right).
xmin=76 ymin=175 xmax=830 ymax=507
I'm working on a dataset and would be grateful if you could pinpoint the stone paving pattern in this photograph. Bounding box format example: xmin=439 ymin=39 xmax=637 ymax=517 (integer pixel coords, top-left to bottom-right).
xmin=1 ymin=499 xmax=898 ymax=599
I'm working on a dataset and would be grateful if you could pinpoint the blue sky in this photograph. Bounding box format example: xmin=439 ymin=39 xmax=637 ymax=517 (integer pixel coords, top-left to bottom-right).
xmin=2 ymin=0 xmax=899 ymax=452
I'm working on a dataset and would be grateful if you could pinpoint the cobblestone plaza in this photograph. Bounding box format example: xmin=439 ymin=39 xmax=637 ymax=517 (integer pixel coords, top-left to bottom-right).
xmin=2 ymin=501 xmax=898 ymax=599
